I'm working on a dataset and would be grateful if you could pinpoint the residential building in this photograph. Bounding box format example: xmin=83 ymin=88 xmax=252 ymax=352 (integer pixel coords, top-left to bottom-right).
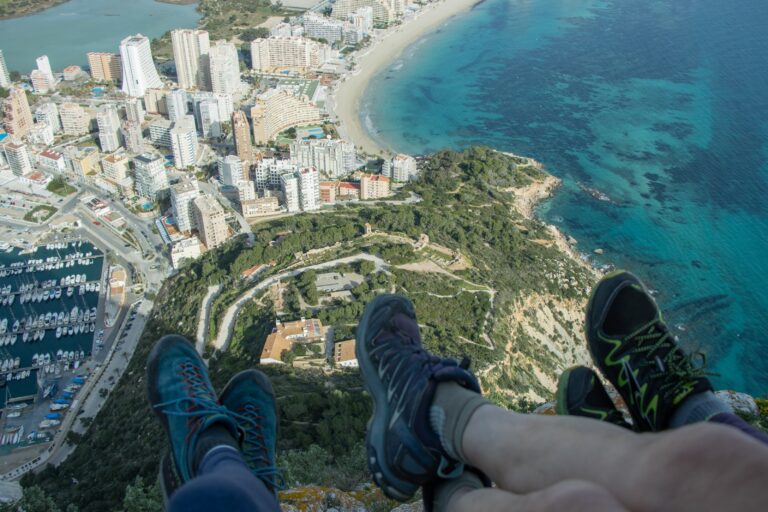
xmin=34 ymin=102 xmax=61 ymax=133
xmin=319 ymin=181 xmax=336 ymax=204
xmin=276 ymin=318 xmax=325 ymax=341
xmin=260 ymin=331 xmax=293 ymax=364
xmin=63 ymin=146 xmax=100 ymax=181
xmin=241 ymin=196 xmax=280 ymax=218
xmin=59 ymin=102 xmax=91 ymax=136
xmin=134 ymin=153 xmax=169 ymax=200
xmin=218 ymin=155 xmax=244 ymax=186
xmin=192 ymin=194 xmax=229 ymax=249
xmin=171 ymin=178 xmax=200 ymax=233
xmin=250 ymin=90 xmax=322 ymax=144
xmin=170 ymin=116 xmax=198 ymax=169
xmin=120 ymin=34 xmax=163 ymax=97
xmin=189 ymin=92 xmax=233 ymax=138
xmin=27 ymin=122 xmax=54 ymax=146
xmin=125 ymin=97 xmax=145 ymax=124
xmin=121 ymin=120 xmax=144 ymax=153
xmin=236 ymin=180 xmax=256 ymax=202
xmin=332 ymin=339 xmax=358 ymax=368
xmin=280 ymin=172 xmax=300 ymax=213
xmin=101 ymin=152 xmax=130 ymax=182
xmin=62 ymin=66 xmax=83 ymax=81
xmin=171 ymin=29 xmax=211 ymax=90
xmin=297 ymin=167 xmax=320 ymax=211
xmin=166 ymin=88 xmax=188 ymax=122
xmin=350 ymin=7 xmax=374 ymax=34
xmin=290 ymin=138 xmax=356 ymax=178
xmin=303 ymin=13 xmax=345 ymax=44
xmin=0 ymin=49 xmax=10 ymax=88
xmin=36 ymin=55 xmax=55 ymax=86
xmin=271 ymin=22 xmax=299 ymax=38
xmin=171 ymin=236 xmax=203 ymax=269
xmin=254 ymin=158 xmax=296 ymax=190
xmin=144 ymin=88 xmax=168 ymax=114
xmin=30 ymin=70 xmax=54 ymax=94
xmin=149 ymin=118 xmax=173 ymax=147
xmin=3 ymin=88 xmax=34 ymax=139
xmin=209 ymin=40 xmax=240 ymax=95
xmin=332 ymin=0 xmax=394 ymax=24
xmin=250 ymin=36 xmax=328 ymax=73
xmin=391 ymin=153 xmax=418 ymax=182
xmin=360 ymin=174 xmax=391 ymax=199
xmin=87 ymin=52 xmax=122 ymax=82
xmin=1 ymin=140 xmax=33 ymax=176
xmin=37 ymin=149 xmax=66 ymax=173
xmin=232 ymin=110 xmax=253 ymax=162
xmin=96 ymin=104 xmax=123 ymax=152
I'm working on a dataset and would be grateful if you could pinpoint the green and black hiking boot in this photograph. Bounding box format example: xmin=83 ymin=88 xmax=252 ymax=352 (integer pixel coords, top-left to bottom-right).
xmin=556 ymin=366 xmax=631 ymax=429
xmin=585 ymin=271 xmax=712 ymax=431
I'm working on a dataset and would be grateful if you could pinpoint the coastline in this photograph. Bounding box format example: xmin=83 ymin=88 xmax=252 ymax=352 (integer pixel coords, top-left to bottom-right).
xmin=0 ymin=0 xmax=70 ymax=21
xmin=329 ymin=0 xmax=479 ymax=156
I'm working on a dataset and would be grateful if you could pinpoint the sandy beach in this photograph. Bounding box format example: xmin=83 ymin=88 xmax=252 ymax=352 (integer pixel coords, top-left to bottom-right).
xmin=330 ymin=0 xmax=479 ymax=156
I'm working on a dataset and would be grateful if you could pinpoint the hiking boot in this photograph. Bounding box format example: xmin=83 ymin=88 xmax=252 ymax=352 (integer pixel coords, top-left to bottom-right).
xmin=219 ymin=369 xmax=282 ymax=495
xmin=356 ymin=294 xmax=483 ymax=501
xmin=556 ymin=366 xmax=631 ymax=429
xmin=158 ymin=452 xmax=181 ymax=507
xmin=585 ymin=271 xmax=712 ymax=431
xmin=146 ymin=335 xmax=240 ymax=487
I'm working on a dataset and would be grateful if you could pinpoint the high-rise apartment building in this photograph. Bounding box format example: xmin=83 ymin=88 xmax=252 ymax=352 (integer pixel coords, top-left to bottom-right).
xmin=125 ymin=97 xmax=145 ymax=124
xmin=250 ymin=37 xmax=328 ymax=72
xmin=121 ymin=120 xmax=144 ymax=153
xmin=28 ymin=122 xmax=54 ymax=146
xmin=170 ymin=115 xmax=198 ymax=169
xmin=290 ymin=139 xmax=357 ymax=179
xmin=63 ymin=146 xmax=100 ymax=180
xmin=232 ymin=110 xmax=253 ymax=163
xmin=30 ymin=70 xmax=54 ymax=94
xmin=360 ymin=174 xmax=391 ymax=199
xmin=101 ymin=152 xmax=131 ymax=182
xmin=134 ymin=153 xmax=169 ymax=200
xmin=193 ymin=194 xmax=229 ymax=249
xmin=166 ymin=88 xmax=188 ymax=122
xmin=171 ymin=178 xmax=200 ymax=233
xmin=254 ymin=158 xmax=297 ymax=191
xmin=391 ymin=153 xmax=418 ymax=182
xmin=297 ymin=167 xmax=320 ymax=211
xmin=251 ymin=90 xmax=322 ymax=144
xmin=87 ymin=52 xmax=122 ymax=82
xmin=1 ymin=140 xmax=33 ymax=176
xmin=209 ymin=41 xmax=240 ymax=95
xmin=171 ymin=29 xmax=211 ymax=90
xmin=302 ymin=13 xmax=345 ymax=44
xmin=59 ymin=102 xmax=91 ymax=136
xmin=36 ymin=56 xmax=55 ymax=85
xmin=189 ymin=91 xmax=232 ymax=138
xmin=280 ymin=173 xmax=300 ymax=213
xmin=144 ymin=88 xmax=168 ymax=115
xmin=332 ymin=0 xmax=394 ymax=24
xmin=35 ymin=102 xmax=62 ymax=133
xmin=120 ymin=34 xmax=163 ymax=97
xmin=3 ymin=88 xmax=34 ymax=139
xmin=96 ymin=104 xmax=123 ymax=152
xmin=0 ymin=49 xmax=10 ymax=88
xmin=218 ymin=155 xmax=244 ymax=186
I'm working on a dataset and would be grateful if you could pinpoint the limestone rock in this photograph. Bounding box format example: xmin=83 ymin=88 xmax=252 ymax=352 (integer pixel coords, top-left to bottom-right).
xmin=716 ymin=390 xmax=758 ymax=416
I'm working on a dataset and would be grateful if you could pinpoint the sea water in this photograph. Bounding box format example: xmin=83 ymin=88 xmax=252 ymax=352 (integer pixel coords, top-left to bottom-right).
xmin=363 ymin=0 xmax=768 ymax=394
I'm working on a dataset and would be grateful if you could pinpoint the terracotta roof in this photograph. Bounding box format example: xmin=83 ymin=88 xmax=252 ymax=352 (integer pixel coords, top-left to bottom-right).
xmin=260 ymin=331 xmax=293 ymax=362
xmin=333 ymin=340 xmax=357 ymax=363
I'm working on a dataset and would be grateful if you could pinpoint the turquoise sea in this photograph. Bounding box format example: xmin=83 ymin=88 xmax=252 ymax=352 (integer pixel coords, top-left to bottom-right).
xmin=363 ymin=0 xmax=768 ymax=394
xmin=0 ymin=0 xmax=200 ymax=73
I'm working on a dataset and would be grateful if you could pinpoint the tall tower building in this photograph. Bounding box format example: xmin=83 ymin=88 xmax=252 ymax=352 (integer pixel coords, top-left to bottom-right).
xmin=0 ymin=49 xmax=10 ymax=88
xmin=125 ymin=97 xmax=145 ymax=124
xmin=193 ymin=194 xmax=229 ymax=249
xmin=1 ymin=140 xmax=33 ymax=176
xmin=87 ymin=52 xmax=122 ymax=82
xmin=171 ymin=178 xmax=200 ymax=233
xmin=36 ymin=55 xmax=55 ymax=85
xmin=170 ymin=115 xmax=199 ymax=169
xmin=171 ymin=29 xmax=211 ymax=90
xmin=232 ymin=110 xmax=253 ymax=163
xmin=166 ymin=89 xmax=188 ymax=122
xmin=209 ymin=41 xmax=240 ymax=95
xmin=121 ymin=120 xmax=144 ymax=153
xmin=35 ymin=102 xmax=62 ymax=133
xmin=297 ymin=167 xmax=320 ymax=211
xmin=218 ymin=155 xmax=244 ymax=186
xmin=134 ymin=153 xmax=169 ymax=200
xmin=60 ymin=102 xmax=91 ymax=136
xmin=96 ymin=104 xmax=123 ymax=152
xmin=3 ymin=88 xmax=34 ymax=139
xmin=120 ymin=34 xmax=163 ymax=97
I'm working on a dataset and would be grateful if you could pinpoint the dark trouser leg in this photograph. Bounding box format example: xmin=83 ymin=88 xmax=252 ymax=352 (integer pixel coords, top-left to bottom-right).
xmin=708 ymin=412 xmax=768 ymax=446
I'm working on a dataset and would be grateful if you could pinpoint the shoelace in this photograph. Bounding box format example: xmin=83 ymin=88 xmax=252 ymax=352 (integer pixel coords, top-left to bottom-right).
xmin=238 ymin=402 xmax=285 ymax=491
xmin=154 ymin=361 xmax=231 ymax=418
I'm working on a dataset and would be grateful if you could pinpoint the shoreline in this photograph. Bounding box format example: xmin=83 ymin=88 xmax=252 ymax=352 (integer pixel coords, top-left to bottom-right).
xmin=329 ymin=0 xmax=479 ymax=156
xmin=0 ymin=0 xmax=70 ymax=21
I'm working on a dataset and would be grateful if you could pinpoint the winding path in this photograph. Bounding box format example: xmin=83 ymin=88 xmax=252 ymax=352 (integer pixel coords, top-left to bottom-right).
xmin=196 ymin=284 xmax=222 ymax=355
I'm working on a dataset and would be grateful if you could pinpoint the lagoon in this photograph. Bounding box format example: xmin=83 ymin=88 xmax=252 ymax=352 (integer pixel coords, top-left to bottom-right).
xmin=0 ymin=0 xmax=200 ymax=74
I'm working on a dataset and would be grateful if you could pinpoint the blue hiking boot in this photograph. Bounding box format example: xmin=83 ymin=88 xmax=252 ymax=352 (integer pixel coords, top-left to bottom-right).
xmin=219 ymin=369 xmax=282 ymax=495
xmin=146 ymin=335 xmax=240 ymax=489
xmin=356 ymin=294 xmax=483 ymax=501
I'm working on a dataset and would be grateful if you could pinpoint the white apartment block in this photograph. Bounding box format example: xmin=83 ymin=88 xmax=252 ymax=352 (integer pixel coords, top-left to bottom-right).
xmin=171 ymin=178 xmax=200 ymax=233
xmin=241 ymin=196 xmax=280 ymax=218
xmin=170 ymin=116 xmax=199 ymax=169
xmin=218 ymin=155 xmax=244 ymax=187
xmin=149 ymin=118 xmax=173 ymax=147
xmin=166 ymin=89 xmax=188 ymax=122
xmin=38 ymin=149 xmax=66 ymax=174
xmin=120 ymin=34 xmax=163 ymax=97
xmin=0 ymin=50 xmax=11 ymax=88
xmin=36 ymin=55 xmax=55 ymax=86
xmin=253 ymin=158 xmax=297 ymax=190
xmin=250 ymin=37 xmax=328 ymax=72
xmin=96 ymin=104 xmax=123 ymax=152
xmin=271 ymin=22 xmax=302 ymax=38
xmin=250 ymin=90 xmax=322 ymax=144
xmin=171 ymin=236 xmax=203 ymax=269
xmin=297 ymin=167 xmax=321 ymax=211
xmin=190 ymin=92 xmax=234 ymax=138
xmin=59 ymin=103 xmax=91 ymax=136
xmin=171 ymin=29 xmax=211 ymax=90
xmin=134 ymin=153 xmax=169 ymax=200
xmin=290 ymin=139 xmax=357 ymax=179
xmin=236 ymin=180 xmax=257 ymax=202
xmin=391 ymin=153 xmax=418 ymax=182
xmin=333 ymin=0 xmax=394 ymax=24
xmin=193 ymin=194 xmax=229 ymax=249
xmin=2 ymin=141 xmax=33 ymax=176
xmin=125 ymin=97 xmax=145 ymax=124
xmin=209 ymin=41 xmax=240 ymax=95
xmin=280 ymin=173 xmax=300 ymax=213
xmin=121 ymin=120 xmax=144 ymax=153
xmin=303 ymin=14 xmax=345 ymax=44
xmin=101 ymin=152 xmax=130 ymax=182
xmin=34 ymin=102 xmax=61 ymax=133
xmin=30 ymin=70 xmax=54 ymax=94
xmin=28 ymin=123 xmax=54 ymax=146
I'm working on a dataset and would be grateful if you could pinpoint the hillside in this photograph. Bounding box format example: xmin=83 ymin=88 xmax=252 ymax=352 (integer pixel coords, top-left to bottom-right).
xmin=21 ymin=148 xmax=600 ymax=510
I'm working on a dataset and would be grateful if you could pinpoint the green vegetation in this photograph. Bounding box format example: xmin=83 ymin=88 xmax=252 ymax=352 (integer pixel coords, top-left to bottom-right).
xmin=240 ymin=26 xmax=270 ymax=41
xmin=0 ymin=0 xmax=68 ymax=20
xmin=24 ymin=148 xmax=596 ymax=510
xmin=198 ymin=0 xmax=294 ymax=41
xmin=23 ymin=205 xmax=57 ymax=223
xmin=46 ymin=176 xmax=76 ymax=197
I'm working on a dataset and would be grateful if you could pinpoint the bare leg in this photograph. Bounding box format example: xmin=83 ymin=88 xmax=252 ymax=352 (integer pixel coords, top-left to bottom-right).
xmin=446 ymin=481 xmax=629 ymax=512
xmin=462 ymin=405 xmax=768 ymax=512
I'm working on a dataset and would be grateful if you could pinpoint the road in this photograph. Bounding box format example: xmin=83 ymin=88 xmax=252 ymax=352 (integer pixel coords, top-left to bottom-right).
xmin=211 ymin=254 xmax=387 ymax=352
xmin=196 ymin=284 xmax=222 ymax=355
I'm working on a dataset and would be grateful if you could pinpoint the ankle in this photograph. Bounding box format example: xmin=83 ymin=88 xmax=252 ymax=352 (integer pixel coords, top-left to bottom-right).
xmin=192 ymin=422 xmax=239 ymax=474
xmin=430 ymin=382 xmax=490 ymax=462
xmin=669 ymin=391 xmax=732 ymax=428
